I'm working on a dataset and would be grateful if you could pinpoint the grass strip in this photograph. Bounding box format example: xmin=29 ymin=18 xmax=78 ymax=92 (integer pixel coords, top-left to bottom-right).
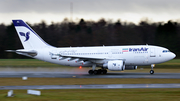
xmin=0 ymin=59 xmax=61 ymax=67
xmin=0 ymin=89 xmax=180 ymax=101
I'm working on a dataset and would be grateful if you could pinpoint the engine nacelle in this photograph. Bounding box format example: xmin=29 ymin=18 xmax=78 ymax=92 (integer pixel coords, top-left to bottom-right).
xmin=125 ymin=66 xmax=137 ymax=70
xmin=103 ymin=60 xmax=125 ymax=71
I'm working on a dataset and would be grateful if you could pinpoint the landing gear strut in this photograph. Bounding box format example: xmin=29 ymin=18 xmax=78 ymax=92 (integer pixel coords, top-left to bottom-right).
xmin=150 ymin=64 xmax=155 ymax=74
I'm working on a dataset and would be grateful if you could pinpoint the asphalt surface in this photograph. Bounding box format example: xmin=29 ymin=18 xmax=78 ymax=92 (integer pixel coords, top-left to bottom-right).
xmin=1 ymin=68 xmax=180 ymax=89
xmin=1 ymin=84 xmax=180 ymax=90
xmin=0 ymin=72 xmax=180 ymax=78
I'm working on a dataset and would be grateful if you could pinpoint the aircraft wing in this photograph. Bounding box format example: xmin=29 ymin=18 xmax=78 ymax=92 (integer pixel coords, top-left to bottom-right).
xmin=57 ymin=54 xmax=125 ymax=64
xmin=59 ymin=54 xmax=105 ymax=60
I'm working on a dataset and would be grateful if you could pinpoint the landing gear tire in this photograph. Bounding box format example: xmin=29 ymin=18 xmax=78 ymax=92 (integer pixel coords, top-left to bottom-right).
xmin=94 ymin=70 xmax=98 ymax=75
xmin=150 ymin=70 xmax=154 ymax=74
xmin=88 ymin=69 xmax=107 ymax=75
xmin=98 ymin=69 xmax=102 ymax=74
xmin=150 ymin=64 xmax=155 ymax=74
xmin=103 ymin=70 xmax=107 ymax=74
xmin=88 ymin=70 xmax=94 ymax=75
xmin=98 ymin=69 xmax=107 ymax=74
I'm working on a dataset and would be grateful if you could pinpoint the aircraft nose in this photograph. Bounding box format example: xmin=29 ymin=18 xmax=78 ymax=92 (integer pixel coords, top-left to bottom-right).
xmin=171 ymin=52 xmax=176 ymax=59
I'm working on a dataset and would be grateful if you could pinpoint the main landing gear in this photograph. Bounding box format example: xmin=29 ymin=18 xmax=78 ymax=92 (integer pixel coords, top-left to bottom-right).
xmin=88 ymin=64 xmax=107 ymax=75
xmin=150 ymin=64 xmax=155 ymax=74
xmin=88 ymin=69 xmax=107 ymax=75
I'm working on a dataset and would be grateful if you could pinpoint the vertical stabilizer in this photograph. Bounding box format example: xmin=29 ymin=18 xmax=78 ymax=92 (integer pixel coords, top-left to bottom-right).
xmin=12 ymin=20 xmax=55 ymax=49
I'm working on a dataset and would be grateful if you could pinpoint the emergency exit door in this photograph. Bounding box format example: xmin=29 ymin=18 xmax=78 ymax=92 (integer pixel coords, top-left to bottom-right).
xmin=150 ymin=48 xmax=156 ymax=57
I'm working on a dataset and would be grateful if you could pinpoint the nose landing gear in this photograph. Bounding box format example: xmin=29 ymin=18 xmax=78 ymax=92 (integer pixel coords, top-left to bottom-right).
xmin=150 ymin=64 xmax=155 ymax=74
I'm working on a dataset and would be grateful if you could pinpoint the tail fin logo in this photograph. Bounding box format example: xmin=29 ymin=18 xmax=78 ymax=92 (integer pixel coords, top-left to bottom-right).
xmin=19 ymin=32 xmax=30 ymax=42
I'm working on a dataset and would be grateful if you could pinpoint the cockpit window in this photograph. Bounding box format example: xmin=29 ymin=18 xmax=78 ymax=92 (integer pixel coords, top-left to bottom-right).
xmin=162 ymin=50 xmax=170 ymax=53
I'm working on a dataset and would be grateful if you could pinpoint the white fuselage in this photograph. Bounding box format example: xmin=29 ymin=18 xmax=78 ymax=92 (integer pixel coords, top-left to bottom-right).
xmin=11 ymin=20 xmax=176 ymax=74
xmin=33 ymin=45 xmax=176 ymax=67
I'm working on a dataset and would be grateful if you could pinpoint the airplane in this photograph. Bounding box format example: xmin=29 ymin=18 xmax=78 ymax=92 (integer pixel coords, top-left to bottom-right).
xmin=6 ymin=20 xmax=176 ymax=75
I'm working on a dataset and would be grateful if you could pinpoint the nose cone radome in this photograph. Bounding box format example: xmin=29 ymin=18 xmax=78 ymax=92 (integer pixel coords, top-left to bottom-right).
xmin=162 ymin=52 xmax=176 ymax=63
xmin=171 ymin=52 xmax=176 ymax=59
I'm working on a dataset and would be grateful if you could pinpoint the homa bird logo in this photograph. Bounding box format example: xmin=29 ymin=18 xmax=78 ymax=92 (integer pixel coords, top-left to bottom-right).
xmin=19 ymin=32 xmax=30 ymax=42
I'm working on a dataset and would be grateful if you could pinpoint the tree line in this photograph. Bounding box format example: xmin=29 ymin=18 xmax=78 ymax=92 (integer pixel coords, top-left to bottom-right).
xmin=0 ymin=18 xmax=180 ymax=58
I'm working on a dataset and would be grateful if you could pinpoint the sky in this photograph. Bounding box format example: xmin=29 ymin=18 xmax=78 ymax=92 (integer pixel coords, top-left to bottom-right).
xmin=1 ymin=0 xmax=180 ymax=25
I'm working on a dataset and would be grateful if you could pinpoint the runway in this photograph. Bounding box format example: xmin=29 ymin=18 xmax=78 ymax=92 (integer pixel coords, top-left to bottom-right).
xmin=0 ymin=67 xmax=180 ymax=78
xmin=1 ymin=68 xmax=180 ymax=90
xmin=1 ymin=84 xmax=180 ymax=90
xmin=0 ymin=72 xmax=180 ymax=78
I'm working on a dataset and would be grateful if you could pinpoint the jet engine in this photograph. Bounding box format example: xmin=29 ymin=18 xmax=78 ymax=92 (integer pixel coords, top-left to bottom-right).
xmin=103 ymin=60 xmax=125 ymax=71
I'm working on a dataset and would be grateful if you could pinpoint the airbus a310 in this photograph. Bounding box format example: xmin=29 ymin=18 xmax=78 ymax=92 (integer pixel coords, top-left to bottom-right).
xmin=6 ymin=20 xmax=176 ymax=75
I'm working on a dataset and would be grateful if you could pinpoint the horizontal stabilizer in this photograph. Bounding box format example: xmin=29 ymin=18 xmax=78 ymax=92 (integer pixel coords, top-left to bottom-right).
xmin=6 ymin=49 xmax=37 ymax=57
